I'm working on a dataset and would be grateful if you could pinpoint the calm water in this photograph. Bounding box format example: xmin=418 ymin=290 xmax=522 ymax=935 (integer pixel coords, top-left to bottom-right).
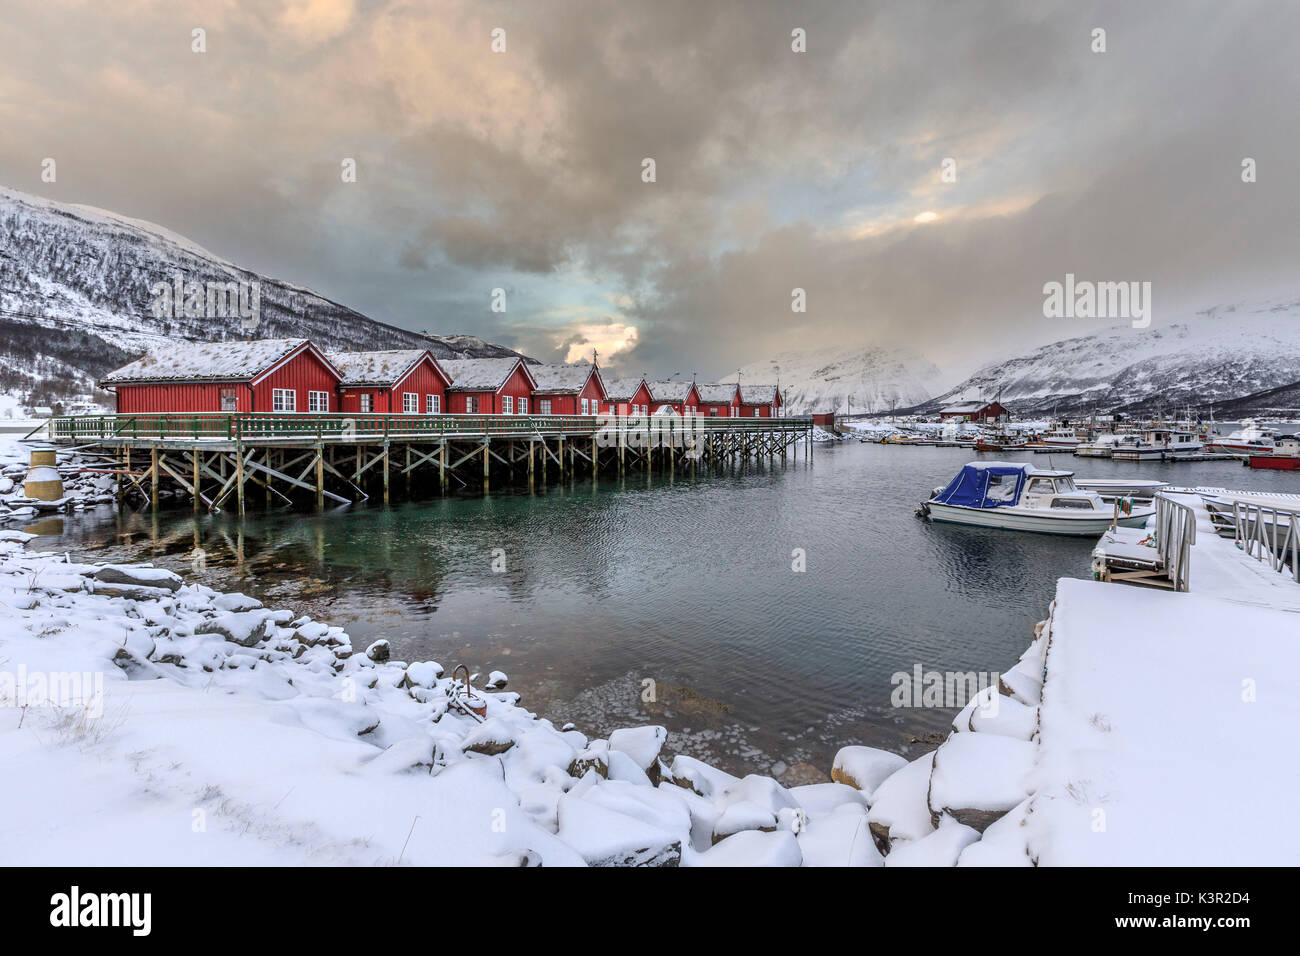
xmin=28 ymin=442 xmax=1299 ymax=779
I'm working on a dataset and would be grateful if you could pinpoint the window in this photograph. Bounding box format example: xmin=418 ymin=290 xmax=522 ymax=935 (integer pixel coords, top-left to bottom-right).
xmin=517 ymin=397 xmax=527 ymax=414
xmin=753 ymin=408 xmax=761 ymax=417
xmin=308 ymin=390 xmax=329 ymax=412
xmin=539 ymin=399 xmax=551 ymax=415
xmin=426 ymin=394 xmax=440 ymax=414
xmin=359 ymin=393 xmax=373 ymax=413
xmin=502 ymin=395 xmax=513 ymax=414
xmin=582 ymin=398 xmax=591 ymax=415
xmin=403 ymin=392 xmax=417 ymax=413
xmin=220 ymin=387 xmax=237 ymax=412
xmin=466 ymin=395 xmax=478 ymax=413
xmin=710 ymin=407 xmax=718 ymax=417
xmin=730 ymin=407 xmax=738 ymax=418
xmin=272 ymin=388 xmax=296 ymax=412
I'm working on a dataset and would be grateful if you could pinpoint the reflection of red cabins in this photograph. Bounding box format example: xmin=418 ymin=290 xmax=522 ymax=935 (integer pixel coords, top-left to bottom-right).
xmin=440 ymin=358 xmax=538 ymax=414
xmin=529 ymin=364 xmax=608 ymax=415
xmin=330 ymin=349 xmax=451 ymax=414
xmin=99 ymin=338 xmax=342 ymax=414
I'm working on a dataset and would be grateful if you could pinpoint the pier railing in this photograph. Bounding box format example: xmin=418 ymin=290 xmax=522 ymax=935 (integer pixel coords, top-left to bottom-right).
xmin=1154 ymin=493 xmax=1197 ymax=592
xmin=48 ymin=412 xmax=812 ymax=444
xmin=1231 ymin=501 xmax=1300 ymax=583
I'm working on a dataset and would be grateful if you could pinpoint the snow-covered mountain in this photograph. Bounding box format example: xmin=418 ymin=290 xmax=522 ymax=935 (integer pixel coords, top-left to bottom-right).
xmin=0 ymin=186 xmax=525 ymax=403
xmin=916 ymin=299 xmax=1300 ymax=416
xmin=732 ymin=345 xmax=943 ymax=415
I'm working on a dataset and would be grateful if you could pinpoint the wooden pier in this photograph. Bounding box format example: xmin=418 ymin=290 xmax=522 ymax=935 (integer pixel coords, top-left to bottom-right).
xmin=48 ymin=413 xmax=814 ymax=512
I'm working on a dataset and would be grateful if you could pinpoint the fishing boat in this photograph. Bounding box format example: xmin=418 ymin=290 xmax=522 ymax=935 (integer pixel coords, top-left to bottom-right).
xmin=917 ymin=462 xmax=1155 ymax=536
xmin=1248 ymin=435 xmax=1300 ymax=470
xmin=1205 ymin=419 xmax=1277 ymax=455
xmin=1037 ymin=427 xmax=1082 ymax=448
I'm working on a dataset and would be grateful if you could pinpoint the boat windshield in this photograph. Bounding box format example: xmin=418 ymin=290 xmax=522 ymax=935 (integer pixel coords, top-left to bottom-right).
xmin=1054 ymin=476 xmax=1077 ymax=492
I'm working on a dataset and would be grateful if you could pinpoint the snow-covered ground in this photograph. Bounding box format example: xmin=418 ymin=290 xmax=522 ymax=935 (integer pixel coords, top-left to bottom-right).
xmin=0 ymin=531 xmax=896 ymax=866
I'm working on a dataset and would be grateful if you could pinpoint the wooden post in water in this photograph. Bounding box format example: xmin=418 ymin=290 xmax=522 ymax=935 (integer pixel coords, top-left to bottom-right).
xmin=528 ymin=439 xmax=535 ymax=489
xmin=383 ymin=442 xmax=390 ymax=505
xmin=482 ymin=438 xmax=490 ymax=493
xmin=192 ymin=448 xmax=200 ymax=512
xmin=316 ymin=445 xmax=325 ymax=510
xmin=150 ymin=446 xmax=159 ymax=511
xmin=235 ymin=447 xmax=245 ymax=515
xmin=439 ymin=440 xmax=447 ymax=494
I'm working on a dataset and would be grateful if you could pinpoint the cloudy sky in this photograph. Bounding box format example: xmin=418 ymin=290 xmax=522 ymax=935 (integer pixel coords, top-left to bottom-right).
xmin=1 ymin=0 xmax=1297 ymax=380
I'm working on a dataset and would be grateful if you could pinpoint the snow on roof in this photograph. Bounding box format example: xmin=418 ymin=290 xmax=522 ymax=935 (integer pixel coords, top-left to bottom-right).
xmin=696 ymin=383 xmax=738 ymax=404
xmin=738 ymin=384 xmax=779 ymax=404
xmin=604 ymin=377 xmax=646 ymax=401
xmin=441 ymin=358 xmax=526 ymax=390
xmin=99 ymin=338 xmax=312 ymax=385
xmin=530 ymin=363 xmax=596 ymax=394
xmin=327 ymin=349 xmax=432 ymax=386
xmin=646 ymin=380 xmax=695 ymax=402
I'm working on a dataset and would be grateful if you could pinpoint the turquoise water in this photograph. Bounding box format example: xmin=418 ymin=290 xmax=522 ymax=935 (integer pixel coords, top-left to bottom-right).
xmin=32 ymin=441 xmax=1298 ymax=777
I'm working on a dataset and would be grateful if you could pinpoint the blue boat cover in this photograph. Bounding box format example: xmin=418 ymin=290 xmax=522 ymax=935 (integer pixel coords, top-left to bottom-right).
xmin=933 ymin=463 xmax=1028 ymax=509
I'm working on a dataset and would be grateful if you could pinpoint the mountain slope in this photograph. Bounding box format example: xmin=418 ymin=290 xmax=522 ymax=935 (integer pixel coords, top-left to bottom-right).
xmin=0 ymin=186 xmax=525 ymax=402
xmin=733 ymin=345 xmax=943 ymax=415
xmin=915 ymin=299 xmax=1300 ymax=416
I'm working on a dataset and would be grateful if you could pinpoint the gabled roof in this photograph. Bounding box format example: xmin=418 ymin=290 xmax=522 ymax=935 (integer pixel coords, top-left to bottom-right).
xmin=327 ymin=349 xmax=448 ymax=388
xmin=441 ymin=357 xmax=537 ymax=391
xmin=99 ymin=338 xmax=338 ymax=386
xmin=604 ymin=377 xmax=648 ymax=401
xmin=737 ymin=384 xmax=780 ymax=404
xmin=696 ymin=383 xmax=739 ymax=404
xmin=646 ymin=380 xmax=697 ymax=403
xmin=530 ymin=363 xmax=603 ymax=395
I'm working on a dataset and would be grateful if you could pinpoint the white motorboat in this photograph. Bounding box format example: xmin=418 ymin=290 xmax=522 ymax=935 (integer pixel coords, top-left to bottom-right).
xmin=1074 ymin=433 xmax=1124 ymax=458
xmin=1111 ymin=428 xmax=1202 ymax=461
xmin=918 ymin=461 xmax=1155 ymax=536
xmin=1074 ymin=477 xmax=1170 ymax=500
xmin=1205 ymin=419 xmax=1276 ymax=455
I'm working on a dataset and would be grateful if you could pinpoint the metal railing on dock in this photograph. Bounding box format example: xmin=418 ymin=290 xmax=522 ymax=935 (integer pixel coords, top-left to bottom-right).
xmin=1232 ymin=501 xmax=1300 ymax=583
xmin=1154 ymin=493 xmax=1197 ymax=592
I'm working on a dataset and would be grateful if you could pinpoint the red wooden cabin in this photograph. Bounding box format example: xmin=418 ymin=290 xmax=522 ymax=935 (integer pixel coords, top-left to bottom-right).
xmin=329 ymin=349 xmax=452 ymax=414
xmin=695 ymin=383 xmax=741 ymax=417
xmin=737 ymin=384 xmax=784 ymax=418
xmin=604 ymin=377 xmax=654 ymax=417
xmin=529 ymin=364 xmax=608 ymax=415
xmin=441 ymin=358 xmax=538 ymax=414
xmin=646 ymin=380 xmax=701 ymax=416
xmin=99 ymin=338 xmax=342 ymax=414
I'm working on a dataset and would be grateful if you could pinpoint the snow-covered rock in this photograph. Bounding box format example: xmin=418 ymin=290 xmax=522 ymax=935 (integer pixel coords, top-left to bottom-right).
xmin=830 ymin=745 xmax=908 ymax=800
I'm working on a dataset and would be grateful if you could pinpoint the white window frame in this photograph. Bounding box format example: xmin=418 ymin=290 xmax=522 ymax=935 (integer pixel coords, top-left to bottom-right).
xmin=307 ymin=390 xmax=329 ymax=413
xmin=539 ymin=399 xmax=552 ymax=415
xmin=581 ymin=398 xmax=589 ymax=415
xmin=273 ymin=388 xmax=296 ymax=412
xmin=359 ymin=393 xmax=373 ymax=413
xmin=753 ymin=408 xmax=761 ymax=417
xmin=466 ymin=395 xmax=478 ymax=413
xmin=502 ymin=395 xmax=513 ymax=414
xmin=426 ymin=394 xmax=440 ymax=414
xmin=402 ymin=392 xmax=417 ymax=413
xmin=518 ymin=397 xmax=527 ymax=414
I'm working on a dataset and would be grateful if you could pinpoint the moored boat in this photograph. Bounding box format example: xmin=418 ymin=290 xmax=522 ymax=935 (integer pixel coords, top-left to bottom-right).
xmin=1248 ymin=435 xmax=1300 ymax=470
xmin=1206 ymin=419 xmax=1276 ymax=455
xmin=917 ymin=461 xmax=1155 ymax=536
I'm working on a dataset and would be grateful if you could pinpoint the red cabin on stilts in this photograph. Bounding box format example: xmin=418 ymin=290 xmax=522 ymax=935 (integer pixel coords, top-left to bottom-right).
xmin=329 ymin=349 xmax=453 ymax=414
xmin=441 ymin=358 xmax=539 ymax=414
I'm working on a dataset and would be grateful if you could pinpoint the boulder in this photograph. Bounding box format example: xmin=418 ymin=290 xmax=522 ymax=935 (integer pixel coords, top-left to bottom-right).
xmin=831 ymin=745 xmax=908 ymax=799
